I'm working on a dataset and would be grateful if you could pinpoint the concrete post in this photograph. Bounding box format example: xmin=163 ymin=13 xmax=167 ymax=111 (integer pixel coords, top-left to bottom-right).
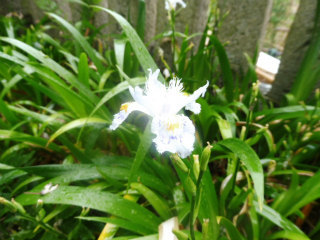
xmin=217 ymin=0 xmax=273 ymax=71
xmin=267 ymin=0 xmax=319 ymax=102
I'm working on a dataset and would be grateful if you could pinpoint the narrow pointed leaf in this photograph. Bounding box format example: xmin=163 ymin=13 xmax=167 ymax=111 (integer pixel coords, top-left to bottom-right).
xmin=47 ymin=13 xmax=105 ymax=74
xmin=78 ymin=216 xmax=153 ymax=235
xmin=91 ymin=6 xmax=164 ymax=82
xmin=78 ymin=53 xmax=90 ymax=88
xmin=131 ymin=182 xmax=172 ymax=220
xmin=16 ymin=186 xmax=161 ymax=231
xmin=254 ymin=201 xmax=308 ymax=238
xmin=214 ymin=138 xmax=264 ymax=207
xmin=48 ymin=117 xmax=108 ymax=144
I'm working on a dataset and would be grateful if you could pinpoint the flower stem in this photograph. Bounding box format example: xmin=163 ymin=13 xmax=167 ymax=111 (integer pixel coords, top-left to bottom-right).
xmin=190 ymin=194 xmax=196 ymax=240
xmin=170 ymin=9 xmax=176 ymax=73
xmin=231 ymin=84 xmax=258 ymax=194
xmin=190 ymin=170 xmax=205 ymax=240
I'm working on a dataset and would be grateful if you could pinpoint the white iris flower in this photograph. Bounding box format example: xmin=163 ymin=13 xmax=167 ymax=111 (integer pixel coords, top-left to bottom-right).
xmin=165 ymin=0 xmax=186 ymax=11
xmin=110 ymin=69 xmax=208 ymax=158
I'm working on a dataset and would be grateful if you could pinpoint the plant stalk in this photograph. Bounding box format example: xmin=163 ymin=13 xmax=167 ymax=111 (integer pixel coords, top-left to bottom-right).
xmin=190 ymin=170 xmax=205 ymax=240
xmin=170 ymin=9 xmax=176 ymax=73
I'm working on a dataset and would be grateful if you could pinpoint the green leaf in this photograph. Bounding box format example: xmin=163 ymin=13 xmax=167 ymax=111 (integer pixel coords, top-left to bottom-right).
xmin=214 ymin=138 xmax=264 ymax=207
xmin=211 ymin=35 xmax=234 ymax=102
xmin=0 ymin=66 xmax=34 ymax=99
xmin=31 ymin=65 xmax=89 ymax=117
xmin=78 ymin=216 xmax=153 ymax=235
xmin=0 ymin=99 xmax=18 ymax=124
xmin=131 ymin=182 xmax=172 ymax=220
xmin=128 ymin=121 xmax=153 ymax=185
xmin=0 ymin=130 xmax=62 ymax=152
xmin=286 ymin=170 xmax=320 ymax=216
xmin=254 ymin=201 xmax=308 ymax=238
xmin=12 ymin=176 xmax=43 ymax=196
xmin=112 ymin=234 xmax=158 ymax=240
xmin=217 ymin=216 xmax=245 ymax=240
xmin=254 ymin=105 xmax=319 ymax=124
xmin=216 ymin=118 xmax=233 ymax=139
xmin=268 ymin=231 xmax=310 ymax=240
xmin=78 ymin=53 xmax=90 ymax=88
xmin=90 ymin=77 xmax=145 ymax=117
xmin=47 ymin=13 xmax=105 ymax=75
xmin=21 ymin=164 xmax=170 ymax=195
xmin=0 ymin=169 xmax=26 ymax=186
xmin=0 ymin=37 xmax=76 ymax=85
xmin=198 ymin=170 xmax=219 ymax=240
xmin=16 ymin=186 xmax=161 ymax=231
xmin=136 ymin=0 xmax=146 ymax=40
xmin=91 ymin=6 xmax=164 ymax=82
xmin=48 ymin=117 xmax=108 ymax=144
xmin=219 ymin=174 xmax=234 ymax=215
xmin=0 ymin=38 xmax=104 ymax=117
xmin=98 ymin=69 xmax=114 ymax=90
xmin=114 ymin=39 xmax=127 ymax=73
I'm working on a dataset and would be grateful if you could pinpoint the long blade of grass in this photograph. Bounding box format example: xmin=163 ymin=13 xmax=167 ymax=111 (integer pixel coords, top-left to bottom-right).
xmin=217 ymin=217 xmax=246 ymax=240
xmin=268 ymin=231 xmax=310 ymax=240
xmin=47 ymin=12 xmax=105 ymax=75
xmin=286 ymin=170 xmax=320 ymax=216
xmin=0 ymin=130 xmax=62 ymax=152
xmin=48 ymin=117 xmax=108 ymax=144
xmin=78 ymin=216 xmax=152 ymax=235
xmin=254 ymin=105 xmax=319 ymax=124
xmin=214 ymin=138 xmax=264 ymax=207
xmin=0 ymin=37 xmax=104 ymax=115
xmin=91 ymin=6 xmax=164 ymax=82
xmin=131 ymin=182 xmax=172 ymax=220
xmin=78 ymin=53 xmax=90 ymax=88
xmin=128 ymin=121 xmax=153 ymax=186
xmin=89 ymin=77 xmax=145 ymax=119
xmin=254 ymin=201 xmax=308 ymax=238
xmin=16 ymin=185 xmax=161 ymax=231
xmin=198 ymin=170 xmax=219 ymax=240
xmin=211 ymin=35 xmax=234 ymax=102
xmin=21 ymin=164 xmax=170 ymax=195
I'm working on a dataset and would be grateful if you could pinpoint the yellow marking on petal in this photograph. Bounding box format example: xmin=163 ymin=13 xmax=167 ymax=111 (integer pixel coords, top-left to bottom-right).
xmin=183 ymin=92 xmax=190 ymax=96
xmin=167 ymin=122 xmax=180 ymax=131
xmin=120 ymin=103 xmax=130 ymax=113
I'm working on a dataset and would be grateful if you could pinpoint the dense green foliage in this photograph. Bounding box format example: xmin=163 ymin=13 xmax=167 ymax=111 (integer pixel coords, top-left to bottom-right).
xmin=0 ymin=1 xmax=319 ymax=240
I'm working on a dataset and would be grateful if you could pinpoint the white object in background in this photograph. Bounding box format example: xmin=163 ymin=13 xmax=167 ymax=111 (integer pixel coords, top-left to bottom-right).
xmin=256 ymin=52 xmax=280 ymax=75
xmin=158 ymin=217 xmax=179 ymax=240
xmin=163 ymin=68 xmax=171 ymax=78
xmin=256 ymin=51 xmax=280 ymax=96
xmin=258 ymin=82 xmax=272 ymax=96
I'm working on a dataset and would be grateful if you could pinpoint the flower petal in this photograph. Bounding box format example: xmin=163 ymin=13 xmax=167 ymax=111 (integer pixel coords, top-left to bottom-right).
xmin=177 ymin=0 xmax=187 ymax=8
xmin=151 ymin=115 xmax=195 ymax=158
xmin=170 ymin=81 xmax=209 ymax=115
xmin=165 ymin=0 xmax=187 ymax=10
xmin=187 ymin=80 xmax=209 ymax=103
xmin=129 ymin=69 xmax=168 ymax=117
xmin=109 ymin=102 xmax=148 ymax=130
xmin=185 ymin=102 xmax=201 ymax=114
xmin=144 ymin=69 xmax=167 ymax=99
